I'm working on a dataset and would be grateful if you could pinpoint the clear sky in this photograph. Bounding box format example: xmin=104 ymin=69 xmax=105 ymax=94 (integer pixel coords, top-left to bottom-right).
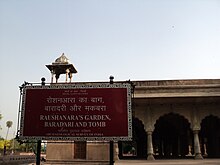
xmin=0 ymin=0 xmax=220 ymax=139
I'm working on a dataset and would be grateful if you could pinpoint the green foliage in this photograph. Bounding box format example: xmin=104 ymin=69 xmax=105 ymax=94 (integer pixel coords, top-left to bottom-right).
xmin=0 ymin=138 xmax=37 ymax=154
xmin=24 ymin=140 xmax=37 ymax=154
xmin=0 ymin=139 xmax=5 ymax=149
xmin=0 ymin=140 xmax=11 ymax=149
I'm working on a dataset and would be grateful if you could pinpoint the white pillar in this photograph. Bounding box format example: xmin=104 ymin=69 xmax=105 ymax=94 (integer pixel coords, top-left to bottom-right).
xmin=193 ymin=130 xmax=203 ymax=159
xmin=147 ymin=131 xmax=155 ymax=160
xmin=65 ymin=72 xmax=68 ymax=82
xmin=69 ymin=73 xmax=73 ymax=82
xmin=51 ymin=71 xmax=54 ymax=83
xmin=66 ymin=69 xmax=69 ymax=83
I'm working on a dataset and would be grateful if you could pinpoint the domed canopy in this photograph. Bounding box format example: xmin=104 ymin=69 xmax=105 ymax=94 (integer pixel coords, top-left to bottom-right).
xmin=54 ymin=53 xmax=70 ymax=64
xmin=46 ymin=53 xmax=77 ymax=83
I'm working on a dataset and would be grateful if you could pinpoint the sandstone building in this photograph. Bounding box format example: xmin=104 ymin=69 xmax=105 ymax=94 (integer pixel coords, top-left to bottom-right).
xmin=123 ymin=79 xmax=220 ymax=160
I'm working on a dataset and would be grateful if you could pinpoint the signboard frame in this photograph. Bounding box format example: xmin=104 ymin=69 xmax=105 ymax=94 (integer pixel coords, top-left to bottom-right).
xmin=19 ymin=83 xmax=132 ymax=141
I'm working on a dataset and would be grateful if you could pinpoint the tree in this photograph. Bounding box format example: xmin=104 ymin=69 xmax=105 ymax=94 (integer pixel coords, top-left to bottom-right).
xmin=4 ymin=121 xmax=12 ymax=155
xmin=6 ymin=121 xmax=13 ymax=140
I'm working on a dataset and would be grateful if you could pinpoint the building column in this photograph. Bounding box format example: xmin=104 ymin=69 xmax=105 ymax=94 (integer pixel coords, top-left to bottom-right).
xmin=65 ymin=72 xmax=68 ymax=82
xmin=69 ymin=73 xmax=73 ymax=82
xmin=114 ymin=142 xmax=119 ymax=161
xmin=65 ymin=69 xmax=69 ymax=83
xmin=193 ymin=130 xmax=203 ymax=159
xmin=55 ymin=74 xmax=60 ymax=83
xmin=147 ymin=131 xmax=155 ymax=160
xmin=51 ymin=71 xmax=54 ymax=83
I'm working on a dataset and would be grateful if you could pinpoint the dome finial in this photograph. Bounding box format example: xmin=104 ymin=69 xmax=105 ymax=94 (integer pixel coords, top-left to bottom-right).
xmin=54 ymin=53 xmax=69 ymax=64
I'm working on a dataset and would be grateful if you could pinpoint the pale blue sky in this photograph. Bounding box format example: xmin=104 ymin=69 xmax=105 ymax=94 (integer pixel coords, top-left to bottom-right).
xmin=0 ymin=0 xmax=220 ymax=139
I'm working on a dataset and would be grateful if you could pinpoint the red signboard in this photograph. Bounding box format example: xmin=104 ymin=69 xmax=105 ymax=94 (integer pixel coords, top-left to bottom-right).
xmin=20 ymin=83 xmax=132 ymax=141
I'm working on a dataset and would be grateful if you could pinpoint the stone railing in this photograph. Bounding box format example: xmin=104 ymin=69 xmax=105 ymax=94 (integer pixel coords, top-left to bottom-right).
xmin=0 ymin=155 xmax=35 ymax=165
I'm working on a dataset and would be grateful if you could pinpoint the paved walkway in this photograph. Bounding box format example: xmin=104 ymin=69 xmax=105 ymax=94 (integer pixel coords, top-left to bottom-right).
xmin=20 ymin=159 xmax=220 ymax=165
xmin=115 ymin=159 xmax=220 ymax=165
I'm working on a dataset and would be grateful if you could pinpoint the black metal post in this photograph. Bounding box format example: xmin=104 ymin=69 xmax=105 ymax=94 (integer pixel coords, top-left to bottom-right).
xmin=36 ymin=140 xmax=42 ymax=165
xmin=110 ymin=141 xmax=114 ymax=165
xmin=109 ymin=76 xmax=114 ymax=165
xmin=36 ymin=77 xmax=46 ymax=165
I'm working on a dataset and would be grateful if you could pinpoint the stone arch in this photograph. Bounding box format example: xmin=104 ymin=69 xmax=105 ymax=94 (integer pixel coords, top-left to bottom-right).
xmin=118 ymin=117 xmax=147 ymax=159
xmin=152 ymin=112 xmax=191 ymax=130
xmin=200 ymin=114 xmax=220 ymax=127
xmin=153 ymin=112 xmax=193 ymax=158
xmin=199 ymin=115 xmax=220 ymax=158
xmin=200 ymin=112 xmax=220 ymax=125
